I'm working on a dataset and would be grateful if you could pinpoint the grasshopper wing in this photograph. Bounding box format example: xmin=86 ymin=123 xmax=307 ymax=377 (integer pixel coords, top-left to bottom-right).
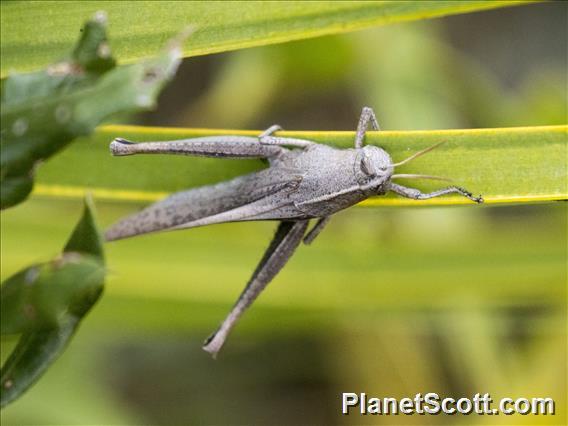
xmin=105 ymin=168 xmax=302 ymax=241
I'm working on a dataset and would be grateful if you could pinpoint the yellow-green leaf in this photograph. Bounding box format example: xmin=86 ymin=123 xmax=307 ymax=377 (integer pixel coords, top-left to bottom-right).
xmin=1 ymin=1 xmax=531 ymax=77
xmin=32 ymin=124 xmax=567 ymax=207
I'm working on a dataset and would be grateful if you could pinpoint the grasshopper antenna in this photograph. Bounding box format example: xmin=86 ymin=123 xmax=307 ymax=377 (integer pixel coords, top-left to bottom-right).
xmin=392 ymin=141 xmax=446 ymax=167
xmin=391 ymin=174 xmax=452 ymax=182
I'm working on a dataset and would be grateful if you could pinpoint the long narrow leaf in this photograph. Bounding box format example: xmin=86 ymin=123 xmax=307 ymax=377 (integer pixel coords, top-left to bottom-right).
xmin=32 ymin=124 xmax=567 ymax=206
xmin=1 ymin=1 xmax=531 ymax=77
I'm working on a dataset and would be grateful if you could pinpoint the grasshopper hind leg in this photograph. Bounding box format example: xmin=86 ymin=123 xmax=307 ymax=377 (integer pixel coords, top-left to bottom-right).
xmin=105 ymin=167 xmax=303 ymax=241
xmin=203 ymin=220 xmax=309 ymax=357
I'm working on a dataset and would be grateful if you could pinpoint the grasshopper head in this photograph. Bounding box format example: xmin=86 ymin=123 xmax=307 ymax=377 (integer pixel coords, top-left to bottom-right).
xmin=355 ymin=145 xmax=394 ymax=190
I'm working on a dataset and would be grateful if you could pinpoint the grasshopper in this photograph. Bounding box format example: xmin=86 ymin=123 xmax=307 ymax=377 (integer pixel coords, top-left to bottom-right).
xmin=105 ymin=107 xmax=483 ymax=357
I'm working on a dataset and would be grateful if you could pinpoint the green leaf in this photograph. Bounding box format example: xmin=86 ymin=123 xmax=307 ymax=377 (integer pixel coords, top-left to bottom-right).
xmin=0 ymin=198 xmax=105 ymax=408
xmin=70 ymin=13 xmax=116 ymax=73
xmin=64 ymin=195 xmax=104 ymax=262
xmin=1 ymin=1 xmax=532 ymax=77
xmin=0 ymin=258 xmax=104 ymax=334
xmin=0 ymin=319 xmax=78 ymax=410
xmin=32 ymin=125 xmax=567 ymax=206
xmin=0 ymin=13 xmax=183 ymax=209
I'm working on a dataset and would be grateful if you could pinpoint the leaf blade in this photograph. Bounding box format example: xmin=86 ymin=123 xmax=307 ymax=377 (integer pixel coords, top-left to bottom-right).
xmin=32 ymin=124 xmax=568 ymax=206
xmin=64 ymin=195 xmax=104 ymax=261
xmin=1 ymin=1 xmax=532 ymax=77
xmin=0 ymin=199 xmax=105 ymax=407
xmin=0 ymin=318 xmax=79 ymax=408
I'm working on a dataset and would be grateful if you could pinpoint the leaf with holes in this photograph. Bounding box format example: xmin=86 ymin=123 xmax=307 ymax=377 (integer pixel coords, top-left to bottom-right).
xmin=0 ymin=12 xmax=184 ymax=209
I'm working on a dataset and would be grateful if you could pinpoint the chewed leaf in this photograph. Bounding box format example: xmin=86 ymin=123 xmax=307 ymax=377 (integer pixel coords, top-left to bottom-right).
xmin=70 ymin=11 xmax=116 ymax=73
xmin=0 ymin=197 xmax=105 ymax=407
xmin=0 ymin=13 xmax=184 ymax=209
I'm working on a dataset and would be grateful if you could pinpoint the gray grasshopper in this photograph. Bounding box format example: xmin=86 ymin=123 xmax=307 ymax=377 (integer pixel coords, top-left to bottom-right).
xmin=105 ymin=107 xmax=483 ymax=357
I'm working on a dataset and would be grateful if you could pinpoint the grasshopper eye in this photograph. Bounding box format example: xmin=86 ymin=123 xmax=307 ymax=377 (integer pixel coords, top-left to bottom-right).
xmin=360 ymin=157 xmax=374 ymax=176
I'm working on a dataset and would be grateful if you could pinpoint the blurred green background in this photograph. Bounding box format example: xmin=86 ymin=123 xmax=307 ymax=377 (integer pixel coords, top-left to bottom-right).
xmin=1 ymin=2 xmax=566 ymax=425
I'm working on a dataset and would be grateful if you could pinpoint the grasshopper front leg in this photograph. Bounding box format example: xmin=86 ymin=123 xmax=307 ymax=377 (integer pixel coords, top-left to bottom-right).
xmin=258 ymin=123 xmax=315 ymax=148
xmin=389 ymin=182 xmax=483 ymax=203
xmin=354 ymin=106 xmax=381 ymax=148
